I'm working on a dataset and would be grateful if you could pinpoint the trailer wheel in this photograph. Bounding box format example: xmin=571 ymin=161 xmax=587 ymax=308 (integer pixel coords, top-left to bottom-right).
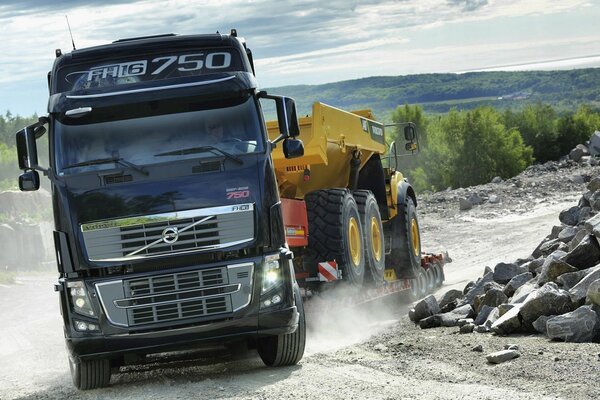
xmin=425 ymin=267 xmax=436 ymax=293
xmin=417 ymin=268 xmax=428 ymax=299
xmin=433 ymin=260 xmax=444 ymax=287
xmin=353 ymin=190 xmax=385 ymax=285
xmin=68 ymin=356 xmax=111 ymax=390
xmin=387 ymin=197 xmax=421 ymax=279
xmin=304 ymin=189 xmax=365 ymax=286
xmin=258 ymin=285 xmax=306 ymax=366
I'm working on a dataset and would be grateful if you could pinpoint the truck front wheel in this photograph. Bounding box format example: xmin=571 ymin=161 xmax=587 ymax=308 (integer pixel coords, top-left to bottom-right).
xmin=257 ymin=285 xmax=306 ymax=366
xmin=68 ymin=355 xmax=111 ymax=390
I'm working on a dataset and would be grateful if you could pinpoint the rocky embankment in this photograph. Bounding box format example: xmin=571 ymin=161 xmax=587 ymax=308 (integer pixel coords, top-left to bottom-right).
xmin=0 ymin=189 xmax=54 ymax=271
xmin=410 ymin=140 xmax=600 ymax=363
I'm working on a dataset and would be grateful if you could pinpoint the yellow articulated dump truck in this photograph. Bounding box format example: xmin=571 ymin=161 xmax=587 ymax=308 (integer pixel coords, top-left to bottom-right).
xmin=268 ymin=102 xmax=446 ymax=302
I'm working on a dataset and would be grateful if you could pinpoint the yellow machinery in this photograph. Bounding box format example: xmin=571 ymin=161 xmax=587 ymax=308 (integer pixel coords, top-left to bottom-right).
xmin=266 ymin=102 xmax=436 ymax=292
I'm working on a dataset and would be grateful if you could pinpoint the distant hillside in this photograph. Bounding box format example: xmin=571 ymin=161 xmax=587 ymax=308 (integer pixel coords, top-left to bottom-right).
xmin=265 ymin=68 xmax=600 ymax=122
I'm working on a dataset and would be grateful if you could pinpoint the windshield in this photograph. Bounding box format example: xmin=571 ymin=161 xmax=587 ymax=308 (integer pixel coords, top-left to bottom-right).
xmin=54 ymin=96 xmax=264 ymax=175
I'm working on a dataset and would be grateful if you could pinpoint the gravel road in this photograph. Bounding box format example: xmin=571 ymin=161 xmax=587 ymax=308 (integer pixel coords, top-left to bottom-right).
xmin=1 ymin=165 xmax=599 ymax=399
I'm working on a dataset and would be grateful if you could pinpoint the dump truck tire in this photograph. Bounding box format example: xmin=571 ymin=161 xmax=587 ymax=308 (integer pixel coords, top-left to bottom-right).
xmin=387 ymin=197 xmax=421 ymax=279
xmin=425 ymin=267 xmax=436 ymax=293
xmin=304 ymin=189 xmax=365 ymax=286
xmin=353 ymin=190 xmax=385 ymax=285
xmin=433 ymin=260 xmax=444 ymax=287
xmin=69 ymin=356 xmax=111 ymax=390
xmin=257 ymin=285 xmax=306 ymax=366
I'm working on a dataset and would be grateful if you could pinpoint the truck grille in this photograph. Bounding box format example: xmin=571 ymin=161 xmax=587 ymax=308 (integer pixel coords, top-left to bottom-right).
xmin=95 ymin=263 xmax=254 ymax=327
xmin=81 ymin=204 xmax=254 ymax=262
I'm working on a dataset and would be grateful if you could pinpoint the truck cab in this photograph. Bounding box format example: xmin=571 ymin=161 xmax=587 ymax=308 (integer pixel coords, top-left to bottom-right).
xmin=15 ymin=30 xmax=305 ymax=389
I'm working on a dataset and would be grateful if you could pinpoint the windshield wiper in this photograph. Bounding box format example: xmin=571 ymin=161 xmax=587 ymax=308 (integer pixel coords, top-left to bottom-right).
xmin=154 ymin=145 xmax=243 ymax=165
xmin=63 ymin=156 xmax=149 ymax=176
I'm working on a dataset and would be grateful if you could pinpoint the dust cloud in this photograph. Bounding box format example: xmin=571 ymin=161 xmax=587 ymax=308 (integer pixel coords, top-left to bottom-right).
xmin=303 ymin=285 xmax=411 ymax=355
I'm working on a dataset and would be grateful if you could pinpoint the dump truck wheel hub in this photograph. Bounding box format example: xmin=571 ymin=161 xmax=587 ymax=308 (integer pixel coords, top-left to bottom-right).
xmin=411 ymin=218 xmax=420 ymax=257
xmin=348 ymin=217 xmax=361 ymax=267
xmin=370 ymin=216 xmax=382 ymax=262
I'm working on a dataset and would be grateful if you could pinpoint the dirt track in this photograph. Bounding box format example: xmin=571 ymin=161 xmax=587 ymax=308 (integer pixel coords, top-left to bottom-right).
xmin=1 ymin=170 xmax=600 ymax=399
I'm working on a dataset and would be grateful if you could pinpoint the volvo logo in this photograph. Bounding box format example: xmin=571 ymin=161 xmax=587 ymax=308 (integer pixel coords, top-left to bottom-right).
xmin=162 ymin=227 xmax=179 ymax=244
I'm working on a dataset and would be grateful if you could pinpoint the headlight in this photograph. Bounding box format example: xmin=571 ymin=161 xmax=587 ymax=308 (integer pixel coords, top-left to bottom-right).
xmin=262 ymin=254 xmax=281 ymax=294
xmin=67 ymin=281 xmax=96 ymax=317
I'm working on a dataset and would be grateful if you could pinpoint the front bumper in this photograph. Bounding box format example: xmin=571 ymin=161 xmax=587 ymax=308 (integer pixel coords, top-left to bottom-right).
xmin=67 ymin=304 xmax=298 ymax=361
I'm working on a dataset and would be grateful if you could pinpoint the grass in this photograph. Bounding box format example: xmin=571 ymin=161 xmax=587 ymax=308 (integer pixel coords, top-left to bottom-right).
xmin=0 ymin=270 xmax=16 ymax=285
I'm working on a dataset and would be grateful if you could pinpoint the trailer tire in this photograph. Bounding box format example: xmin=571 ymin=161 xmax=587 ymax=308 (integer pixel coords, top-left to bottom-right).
xmin=353 ymin=190 xmax=385 ymax=285
xmin=68 ymin=356 xmax=111 ymax=390
xmin=433 ymin=261 xmax=444 ymax=287
xmin=425 ymin=267 xmax=436 ymax=293
xmin=304 ymin=189 xmax=365 ymax=286
xmin=387 ymin=197 xmax=421 ymax=279
xmin=257 ymin=285 xmax=306 ymax=366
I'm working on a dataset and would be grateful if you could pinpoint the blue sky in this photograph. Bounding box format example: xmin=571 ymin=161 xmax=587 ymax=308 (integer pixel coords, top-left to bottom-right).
xmin=1 ymin=0 xmax=599 ymax=116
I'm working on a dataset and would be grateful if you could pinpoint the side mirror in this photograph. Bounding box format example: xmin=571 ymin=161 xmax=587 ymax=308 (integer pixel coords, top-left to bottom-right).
xmin=259 ymin=92 xmax=300 ymax=143
xmin=16 ymin=127 xmax=39 ymax=170
xmin=19 ymin=170 xmax=40 ymax=191
xmin=283 ymin=138 xmax=304 ymax=159
xmin=404 ymin=124 xmax=416 ymax=141
xmin=16 ymin=117 xmax=48 ymax=170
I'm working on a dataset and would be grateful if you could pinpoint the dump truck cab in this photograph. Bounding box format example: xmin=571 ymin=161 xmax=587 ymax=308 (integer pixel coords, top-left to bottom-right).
xmin=15 ymin=31 xmax=306 ymax=389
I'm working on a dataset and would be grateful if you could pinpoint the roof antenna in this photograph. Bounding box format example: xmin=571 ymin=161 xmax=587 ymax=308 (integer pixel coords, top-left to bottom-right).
xmin=65 ymin=15 xmax=76 ymax=50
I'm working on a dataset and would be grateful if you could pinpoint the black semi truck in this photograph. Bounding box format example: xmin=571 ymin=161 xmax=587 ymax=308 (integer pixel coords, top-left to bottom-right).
xmin=15 ymin=30 xmax=306 ymax=389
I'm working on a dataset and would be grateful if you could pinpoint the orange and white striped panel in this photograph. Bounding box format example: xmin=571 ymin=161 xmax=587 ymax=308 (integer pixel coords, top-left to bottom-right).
xmin=318 ymin=261 xmax=339 ymax=282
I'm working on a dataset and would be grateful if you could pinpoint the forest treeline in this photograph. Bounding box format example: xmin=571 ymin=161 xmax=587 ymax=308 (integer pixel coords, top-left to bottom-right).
xmin=387 ymin=103 xmax=600 ymax=192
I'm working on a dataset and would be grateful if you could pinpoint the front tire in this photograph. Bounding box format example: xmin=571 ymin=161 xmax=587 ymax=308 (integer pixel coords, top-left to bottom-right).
xmin=257 ymin=286 xmax=306 ymax=366
xmin=68 ymin=356 xmax=111 ymax=390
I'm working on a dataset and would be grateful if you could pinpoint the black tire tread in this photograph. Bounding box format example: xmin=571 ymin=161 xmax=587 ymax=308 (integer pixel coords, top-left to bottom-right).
xmin=71 ymin=358 xmax=111 ymax=390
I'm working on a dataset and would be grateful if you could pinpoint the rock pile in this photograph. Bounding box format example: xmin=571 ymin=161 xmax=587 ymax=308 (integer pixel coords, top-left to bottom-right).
xmin=410 ymin=176 xmax=600 ymax=343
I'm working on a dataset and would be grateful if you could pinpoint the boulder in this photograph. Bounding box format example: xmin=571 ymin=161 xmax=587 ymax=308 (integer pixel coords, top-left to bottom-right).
xmin=438 ymin=304 xmax=475 ymax=327
xmin=520 ymin=283 xmax=574 ymax=327
xmin=532 ymin=315 xmax=555 ymax=335
xmin=463 ymin=280 xmax=476 ymax=295
xmin=590 ymin=191 xmax=600 ymax=212
xmin=485 ymin=350 xmax=521 ymax=364
xmin=569 ymin=144 xmax=589 ymax=162
xmin=584 ymin=213 xmax=600 ymax=238
xmin=557 ymin=269 xmax=589 ymax=290
xmin=412 ymin=295 xmax=440 ymax=322
xmin=588 ymin=177 xmax=600 ymax=193
xmin=419 ymin=315 xmax=442 ymax=329
xmin=558 ymin=226 xmax=579 ymax=243
xmin=538 ymin=239 xmax=564 ymax=257
xmin=468 ymin=192 xmax=484 ymax=205
xmin=569 ymin=265 xmax=600 ymax=304
xmin=559 ymin=206 xmax=580 ymax=226
xmin=504 ymin=272 xmax=534 ymax=297
xmin=537 ymin=258 xmax=578 ymax=285
xmin=459 ymin=272 xmax=494 ymax=307
xmin=511 ymin=282 xmax=537 ymax=304
xmin=483 ymin=265 xmax=493 ymax=275
xmin=474 ymin=305 xmax=495 ymax=325
xmin=489 ymin=195 xmax=499 ymax=204
xmin=578 ymin=207 xmax=593 ymax=224
xmin=483 ymin=307 xmax=500 ymax=328
xmin=498 ymin=303 xmax=515 ymax=316
xmin=491 ymin=305 xmax=522 ymax=334
xmin=549 ymin=225 xmax=564 ymax=240
xmin=493 ymin=262 xmax=526 ymax=285
xmin=561 ymin=235 xmax=600 ymax=270
xmin=570 ymin=229 xmax=590 ymax=252
xmin=459 ymin=198 xmax=473 ymax=211
xmin=439 ymin=299 xmax=458 ymax=313
xmin=589 ymin=131 xmax=600 ymax=156
xmin=587 ymin=279 xmax=600 ymax=306
xmin=480 ymin=288 xmax=508 ymax=310
xmin=491 ymin=176 xmax=503 ymax=184
xmin=522 ymin=258 xmax=545 ymax=275
xmin=438 ymin=289 xmax=463 ymax=309
xmin=460 ymin=323 xmax=475 ymax=334
xmin=546 ymin=305 xmax=600 ymax=342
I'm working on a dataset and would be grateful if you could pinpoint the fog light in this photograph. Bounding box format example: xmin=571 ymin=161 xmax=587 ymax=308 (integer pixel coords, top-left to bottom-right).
xmin=74 ymin=320 xmax=100 ymax=332
xmin=271 ymin=294 xmax=282 ymax=305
